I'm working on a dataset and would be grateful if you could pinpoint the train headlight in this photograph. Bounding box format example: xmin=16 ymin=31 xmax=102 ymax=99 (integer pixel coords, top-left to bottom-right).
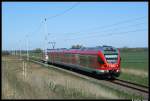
xmin=45 ymin=55 xmax=48 ymax=60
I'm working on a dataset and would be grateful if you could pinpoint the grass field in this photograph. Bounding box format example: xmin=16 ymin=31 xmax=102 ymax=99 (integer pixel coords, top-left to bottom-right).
xmin=121 ymin=50 xmax=148 ymax=70
xmin=2 ymin=55 xmax=145 ymax=99
xmin=119 ymin=49 xmax=148 ymax=86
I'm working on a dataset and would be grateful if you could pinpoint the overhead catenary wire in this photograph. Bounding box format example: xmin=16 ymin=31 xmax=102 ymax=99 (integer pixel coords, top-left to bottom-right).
xmin=32 ymin=21 xmax=43 ymax=34
xmin=44 ymin=15 xmax=147 ymax=46
xmin=64 ymin=28 xmax=147 ymax=41
xmin=31 ymin=2 xmax=80 ymax=50
xmin=52 ymin=21 xmax=147 ymax=40
xmin=27 ymin=3 xmax=147 ymax=49
xmin=30 ymin=2 xmax=80 ymax=37
xmin=46 ymin=2 xmax=80 ymax=20
xmin=49 ymin=15 xmax=147 ymax=35
xmin=30 ymin=5 xmax=146 ymax=40
xmin=68 ymin=16 xmax=147 ymax=35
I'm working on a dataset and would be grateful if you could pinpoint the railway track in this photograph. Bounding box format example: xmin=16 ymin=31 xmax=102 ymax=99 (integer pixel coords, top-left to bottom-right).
xmin=19 ymin=56 xmax=149 ymax=99
xmin=111 ymin=79 xmax=149 ymax=93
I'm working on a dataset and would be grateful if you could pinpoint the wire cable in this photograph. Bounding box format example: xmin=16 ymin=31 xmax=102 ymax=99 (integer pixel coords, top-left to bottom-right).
xmin=72 ymin=15 xmax=147 ymax=34
xmin=46 ymin=2 xmax=80 ymax=20
xmin=50 ymin=15 xmax=147 ymax=35
xmin=28 ymin=2 xmax=80 ymax=38
xmin=51 ymin=22 xmax=147 ymax=40
xmin=64 ymin=28 xmax=147 ymax=41
xmin=65 ymin=22 xmax=147 ymax=38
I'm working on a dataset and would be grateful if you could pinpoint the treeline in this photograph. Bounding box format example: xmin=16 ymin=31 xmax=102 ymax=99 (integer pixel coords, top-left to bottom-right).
xmin=31 ymin=48 xmax=43 ymax=53
xmin=3 ymin=46 xmax=148 ymax=55
xmin=71 ymin=44 xmax=84 ymax=49
xmin=120 ymin=47 xmax=148 ymax=52
xmin=2 ymin=48 xmax=43 ymax=55
xmin=2 ymin=51 xmax=10 ymax=55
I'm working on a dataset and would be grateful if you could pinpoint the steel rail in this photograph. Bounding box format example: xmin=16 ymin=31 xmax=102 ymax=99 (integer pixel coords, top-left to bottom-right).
xmin=110 ymin=79 xmax=149 ymax=93
xmin=115 ymin=79 xmax=149 ymax=89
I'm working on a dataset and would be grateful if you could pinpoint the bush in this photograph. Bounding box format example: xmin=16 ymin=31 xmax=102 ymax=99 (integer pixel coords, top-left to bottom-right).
xmin=71 ymin=44 xmax=83 ymax=49
xmin=2 ymin=51 xmax=10 ymax=55
xmin=33 ymin=48 xmax=42 ymax=53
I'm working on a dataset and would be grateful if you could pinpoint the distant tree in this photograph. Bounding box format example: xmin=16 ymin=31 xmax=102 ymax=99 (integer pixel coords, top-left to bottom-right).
xmin=71 ymin=44 xmax=83 ymax=49
xmin=2 ymin=51 xmax=10 ymax=55
xmin=33 ymin=48 xmax=42 ymax=53
xmin=123 ymin=46 xmax=128 ymax=49
xmin=120 ymin=46 xmax=129 ymax=52
xmin=71 ymin=45 xmax=76 ymax=49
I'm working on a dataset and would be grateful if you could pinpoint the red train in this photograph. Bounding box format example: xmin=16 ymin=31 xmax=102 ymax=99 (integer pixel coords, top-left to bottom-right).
xmin=44 ymin=46 xmax=121 ymax=78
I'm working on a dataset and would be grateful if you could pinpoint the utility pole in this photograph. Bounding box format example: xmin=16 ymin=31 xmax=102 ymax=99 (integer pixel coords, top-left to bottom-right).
xmin=16 ymin=48 xmax=18 ymax=56
xmin=47 ymin=33 xmax=51 ymax=49
xmin=15 ymin=49 xmax=16 ymax=55
xmin=11 ymin=48 xmax=13 ymax=55
xmin=26 ymin=35 xmax=29 ymax=61
xmin=13 ymin=48 xmax=15 ymax=55
xmin=19 ymin=40 xmax=22 ymax=60
xmin=44 ymin=18 xmax=48 ymax=60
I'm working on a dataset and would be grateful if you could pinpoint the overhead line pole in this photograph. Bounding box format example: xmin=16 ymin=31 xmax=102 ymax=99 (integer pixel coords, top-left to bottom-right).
xmin=44 ymin=18 xmax=47 ymax=56
xmin=12 ymin=48 xmax=13 ymax=55
xmin=19 ymin=40 xmax=22 ymax=60
xmin=16 ymin=48 xmax=17 ymax=55
xmin=26 ymin=35 xmax=29 ymax=61
xmin=44 ymin=18 xmax=48 ymax=61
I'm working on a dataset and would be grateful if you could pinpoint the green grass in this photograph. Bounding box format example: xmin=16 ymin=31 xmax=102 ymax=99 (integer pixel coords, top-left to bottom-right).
xmin=120 ymin=50 xmax=148 ymax=70
xmin=119 ymin=49 xmax=148 ymax=86
xmin=121 ymin=62 xmax=148 ymax=71
xmin=118 ymin=72 xmax=149 ymax=86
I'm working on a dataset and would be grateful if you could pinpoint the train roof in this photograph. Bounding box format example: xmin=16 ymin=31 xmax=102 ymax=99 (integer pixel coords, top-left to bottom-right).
xmin=47 ymin=45 xmax=117 ymax=55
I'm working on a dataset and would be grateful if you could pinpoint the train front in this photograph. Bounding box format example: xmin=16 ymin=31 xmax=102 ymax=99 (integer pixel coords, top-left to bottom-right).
xmin=97 ymin=46 xmax=121 ymax=77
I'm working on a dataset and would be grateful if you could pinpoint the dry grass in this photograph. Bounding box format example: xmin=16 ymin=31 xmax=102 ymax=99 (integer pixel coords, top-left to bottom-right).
xmin=2 ymin=55 xmax=139 ymax=99
xmin=24 ymin=62 xmax=119 ymax=99
xmin=121 ymin=68 xmax=148 ymax=77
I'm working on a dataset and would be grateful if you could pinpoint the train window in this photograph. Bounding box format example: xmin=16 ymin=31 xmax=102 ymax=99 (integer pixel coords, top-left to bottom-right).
xmin=75 ymin=54 xmax=80 ymax=64
xmin=84 ymin=55 xmax=91 ymax=67
xmin=79 ymin=55 xmax=89 ymax=67
xmin=57 ymin=52 xmax=61 ymax=62
xmin=65 ymin=53 xmax=71 ymax=63
xmin=87 ymin=55 xmax=98 ymax=68
xmin=69 ymin=54 xmax=73 ymax=63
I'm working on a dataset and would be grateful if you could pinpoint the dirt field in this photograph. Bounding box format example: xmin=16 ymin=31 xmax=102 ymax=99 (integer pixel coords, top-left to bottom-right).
xmin=1 ymin=55 xmax=143 ymax=99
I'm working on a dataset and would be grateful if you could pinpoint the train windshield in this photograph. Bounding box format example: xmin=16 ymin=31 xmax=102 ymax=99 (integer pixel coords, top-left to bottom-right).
xmin=104 ymin=54 xmax=118 ymax=63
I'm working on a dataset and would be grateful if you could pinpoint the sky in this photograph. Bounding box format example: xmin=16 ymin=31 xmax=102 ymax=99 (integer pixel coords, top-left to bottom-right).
xmin=2 ymin=2 xmax=148 ymax=50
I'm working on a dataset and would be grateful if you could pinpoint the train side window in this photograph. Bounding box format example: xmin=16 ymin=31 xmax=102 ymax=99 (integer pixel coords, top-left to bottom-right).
xmin=74 ymin=54 xmax=79 ymax=64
